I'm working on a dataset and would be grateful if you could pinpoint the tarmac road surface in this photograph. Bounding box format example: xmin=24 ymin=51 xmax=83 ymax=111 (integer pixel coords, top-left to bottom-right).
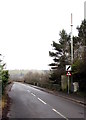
xmin=8 ymin=82 xmax=85 ymax=119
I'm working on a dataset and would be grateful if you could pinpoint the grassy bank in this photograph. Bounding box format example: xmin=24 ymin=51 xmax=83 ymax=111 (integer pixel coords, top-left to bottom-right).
xmin=2 ymin=82 xmax=13 ymax=119
xmin=2 ymin=89 xmax=9 ymax=119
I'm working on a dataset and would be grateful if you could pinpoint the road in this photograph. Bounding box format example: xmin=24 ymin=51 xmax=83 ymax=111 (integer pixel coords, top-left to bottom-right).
xmin=8 ymin=82 xmax=85 ymax=119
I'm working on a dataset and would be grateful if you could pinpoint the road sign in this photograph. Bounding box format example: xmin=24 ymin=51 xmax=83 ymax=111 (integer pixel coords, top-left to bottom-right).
xmin=66 ymin=65 xmax=71 ymax=71
xmin=66 ymin=71 xmax=71 ymax=76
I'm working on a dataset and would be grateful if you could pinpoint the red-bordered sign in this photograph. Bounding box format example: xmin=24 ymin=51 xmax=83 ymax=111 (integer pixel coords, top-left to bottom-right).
xmin=66 ymin=71 xmax=71 ymax=76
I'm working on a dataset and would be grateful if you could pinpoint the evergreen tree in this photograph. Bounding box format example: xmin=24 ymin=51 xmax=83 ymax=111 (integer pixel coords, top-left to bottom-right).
xmin=49 ymin=29 xmax=71 ymax=83
xmin=77 ymin=19 xmax=86 ymax=46
xmin=72 ymin=19 xmax=86 ymax=92
xmin=0 ymin=54 xmax=9 ymax=94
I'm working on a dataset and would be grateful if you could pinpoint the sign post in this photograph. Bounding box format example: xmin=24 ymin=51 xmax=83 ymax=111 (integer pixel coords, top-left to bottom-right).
xmin=66 ymin=71 xmax=71 ymax=94
xmin=66 ymin=65 xmax=71 ymax=94
xmin=68 ymin=75 xmax=69 ymax=94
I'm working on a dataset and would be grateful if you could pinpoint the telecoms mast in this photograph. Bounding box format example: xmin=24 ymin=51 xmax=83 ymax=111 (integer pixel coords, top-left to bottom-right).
xmin=71 ymin=13 xmax=73 ymax=64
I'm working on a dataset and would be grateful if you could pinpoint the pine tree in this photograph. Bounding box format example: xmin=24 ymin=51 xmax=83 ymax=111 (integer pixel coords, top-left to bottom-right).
xmin=72 ymin=19 xmax=86 ymax=92
xmin=49 ymin=29 xmax=71 ymax=83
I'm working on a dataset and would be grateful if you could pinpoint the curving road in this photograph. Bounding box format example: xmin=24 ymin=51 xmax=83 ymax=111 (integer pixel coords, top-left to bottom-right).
xmin=8 ymin=82 xmax=85 ymax=119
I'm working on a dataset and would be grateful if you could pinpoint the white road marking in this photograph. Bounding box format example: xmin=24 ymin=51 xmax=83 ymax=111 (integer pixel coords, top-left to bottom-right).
xmin=38 ymin=98 xmax=47 ymax=105
xmin=52 ymin=108 xmax=68 ymax=120
xmin=27 ymin=90 xmax=30 ymax=92
xmin=31 ymin=93 xmax=36 ymax=97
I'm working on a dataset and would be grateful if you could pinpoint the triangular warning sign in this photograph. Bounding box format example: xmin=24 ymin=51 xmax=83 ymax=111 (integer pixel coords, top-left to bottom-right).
xmin=66 ymin=71 xmax=71 ymax=76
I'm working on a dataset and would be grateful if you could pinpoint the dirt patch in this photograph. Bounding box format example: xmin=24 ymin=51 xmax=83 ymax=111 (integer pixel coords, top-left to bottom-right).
xmin=2 ymin=83 xmax=14 ymax=120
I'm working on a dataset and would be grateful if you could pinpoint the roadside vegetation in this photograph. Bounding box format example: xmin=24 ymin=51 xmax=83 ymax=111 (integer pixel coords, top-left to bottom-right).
xmin=24 ymin=71 xmax=51 ymax=88
xmin=0 ymin=54 xmax=10 ymax=119
xmin=0 ymin=54 xmax=9 ymax=94
xmin=49 ymin=19 xmax=86 ymax=94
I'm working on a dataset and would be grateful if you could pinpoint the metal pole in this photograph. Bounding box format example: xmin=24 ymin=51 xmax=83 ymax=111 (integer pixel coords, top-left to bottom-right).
xmin=71 ymin=13 xmax=73 ymax=64
xmin=70 ymin=13 xmax=73 ymax=92
xmin=68 ymin=75 xmax=69 ymax=94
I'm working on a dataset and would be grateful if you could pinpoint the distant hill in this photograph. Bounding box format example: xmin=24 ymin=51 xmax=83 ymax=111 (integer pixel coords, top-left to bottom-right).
xmin=9 ymin=70 xmax=29 ymax=75
xmin=9 ymin=69 xmax=49 ymax=75
xmin=9 ymin=69 xmax=49 ymax=80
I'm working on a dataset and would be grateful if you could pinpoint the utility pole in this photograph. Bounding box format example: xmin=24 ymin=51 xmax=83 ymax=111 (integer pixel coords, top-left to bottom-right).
xmin=71 ymin=13 xmax=73 ymax=64
xmin=70 ymin=13 xmax=73 ymax=92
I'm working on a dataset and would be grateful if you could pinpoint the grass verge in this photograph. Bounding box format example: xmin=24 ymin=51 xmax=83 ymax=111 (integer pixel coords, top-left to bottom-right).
xmin=2 ymin=82 xmax=13 ymax=120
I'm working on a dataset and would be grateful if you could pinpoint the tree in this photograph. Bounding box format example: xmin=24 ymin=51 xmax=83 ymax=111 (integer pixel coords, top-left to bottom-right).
xmin=2 ymin=70 xmax=9 ymax=92
xmin=72 ymin=19 xmax=86 ymax=92
xmin=0 ymin=54 xmax=9 ymax=93
xmin=24 ymin=71 xmax=50 ymax=88
xmin=49 ymin=29 xmax=71 ymax=83
xmin=77 ymin=19 xmax=86 ymax=46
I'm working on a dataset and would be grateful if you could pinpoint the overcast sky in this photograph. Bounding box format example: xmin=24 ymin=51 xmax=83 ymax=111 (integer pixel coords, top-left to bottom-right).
xmin=0 ymin=0 xmax=85 ymax=70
